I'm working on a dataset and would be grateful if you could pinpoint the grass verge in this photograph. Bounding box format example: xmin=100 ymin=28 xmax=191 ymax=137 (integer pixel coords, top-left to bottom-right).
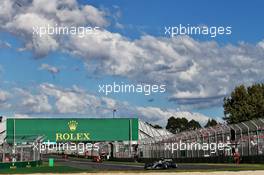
xmin=0 ymin=162 xmax=84 ymax=174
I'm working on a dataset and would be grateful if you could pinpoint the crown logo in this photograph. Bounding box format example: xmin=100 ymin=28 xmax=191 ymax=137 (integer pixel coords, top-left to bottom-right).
xmin=68 ymin=120 xmax=78 ymax=131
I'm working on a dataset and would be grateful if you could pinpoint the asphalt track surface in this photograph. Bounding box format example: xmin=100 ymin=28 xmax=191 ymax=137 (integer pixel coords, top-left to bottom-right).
xmin=60 ymin=159 xmax=143 ymax=170
xmin=44 ymin=156 xmax=242 ymax=171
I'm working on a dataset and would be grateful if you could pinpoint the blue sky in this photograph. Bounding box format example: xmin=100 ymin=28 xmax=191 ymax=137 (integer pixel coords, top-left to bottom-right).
xmin=87 ymin=0 xmax=264 ymax=43
xmin=0 ymin=0 xmax=264 ymax=126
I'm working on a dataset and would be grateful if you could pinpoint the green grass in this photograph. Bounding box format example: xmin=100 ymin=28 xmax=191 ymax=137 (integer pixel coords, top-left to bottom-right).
xmin=0 ymin=163 xmax=84 ymax=174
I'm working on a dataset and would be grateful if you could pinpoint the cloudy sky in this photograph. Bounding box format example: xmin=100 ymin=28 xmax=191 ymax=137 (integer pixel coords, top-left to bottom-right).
xmin=0 ymin=0 xmax=264 ymax=126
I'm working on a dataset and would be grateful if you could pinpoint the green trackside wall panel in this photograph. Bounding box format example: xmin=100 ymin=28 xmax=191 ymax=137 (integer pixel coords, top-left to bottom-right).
xmin=6 ymin=118 xmax=138 ymax=143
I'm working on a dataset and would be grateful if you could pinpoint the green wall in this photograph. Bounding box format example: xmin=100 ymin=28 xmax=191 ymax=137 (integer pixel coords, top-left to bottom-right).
xmin=6 ymin=118 xmax=138 ymax=143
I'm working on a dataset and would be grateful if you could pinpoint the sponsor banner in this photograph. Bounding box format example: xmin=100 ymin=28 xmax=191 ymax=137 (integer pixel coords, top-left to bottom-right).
xmin=6 ymin=118 xmax=138 ymax=143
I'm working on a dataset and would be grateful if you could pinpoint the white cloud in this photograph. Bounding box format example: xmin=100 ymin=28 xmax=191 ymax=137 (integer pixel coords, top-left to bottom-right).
xmin=5 ymin=12 xmax=58 ymax=57
xmin=39 ymin=64 xmax=60 ymax=74
xmin=0 ymin=83 xmax=211 ymax=126
xmin=258 ymin=40 xmax=264 ymax=49
xmin=13 ymin=113 xmax=31 ymax=118
xmin=0 ymin=90 xmax=11 ymax=109
xmin=0 ymin=40 xmax=12 ymax=49
xmin=68 ymin=32 xmax=264 ymax=109
xmin=0 ymin=67 xmax=10 ymax=108
xmin=0 ymin=0 xmax=13 ymax=24
xmin=40 ymin=83 xmax=101 ymax=114
xmin=1 ymin=0 xmax=108 ymax=57
xmin=1 ymin=0 xmax=264 ymax=110
xmin=15 ymin=88 xmax=52 ymax=113
xmin=11 ymin=83 xmax=120 ymax=117
xmin=136 ymin=107 xmax=210 ymax=126
xmin=82 ymin=5 xmax=108 ymax=26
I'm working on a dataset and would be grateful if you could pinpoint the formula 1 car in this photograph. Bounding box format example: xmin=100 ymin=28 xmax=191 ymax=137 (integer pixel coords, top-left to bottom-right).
xmin=144 ymin=159 xmax=178 ymax=170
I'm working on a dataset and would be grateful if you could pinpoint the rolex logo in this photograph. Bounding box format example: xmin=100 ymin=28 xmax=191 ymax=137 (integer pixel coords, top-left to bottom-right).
xmin=68 ymin=120 xmax=78 ymax=131
xmin=56 ymin=120 xmax=90 ymax=141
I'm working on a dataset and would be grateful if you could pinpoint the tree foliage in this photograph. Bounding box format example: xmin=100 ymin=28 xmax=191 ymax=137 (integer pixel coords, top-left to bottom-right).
xmin=153 ymin=124 xmax=162 ymax=129
xmin=146 ymin=122 xmax=163 ymax=129
xmin=187 ymin=119 xmax=202 ymax=130
xmin=205 ymin=118 xmax=218 ymax=128
xmin=223 ymin=84 xmax=264 ymax=124
xmin=166 ymin=116 xmax=201 ymax=134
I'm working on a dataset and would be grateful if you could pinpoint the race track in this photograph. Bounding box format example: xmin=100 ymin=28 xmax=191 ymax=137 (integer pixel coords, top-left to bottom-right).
xmin=44 ymin=155 xmax=245 ymax=171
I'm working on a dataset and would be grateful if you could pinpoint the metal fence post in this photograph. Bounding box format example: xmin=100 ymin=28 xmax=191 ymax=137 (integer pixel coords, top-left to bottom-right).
xmin=235 ymin=124 xmax=243 ymax=156
xmin=250 ymin=120 xmax=259 ymax=155
xmin=241 ymin=122 xmax=250 ymax=156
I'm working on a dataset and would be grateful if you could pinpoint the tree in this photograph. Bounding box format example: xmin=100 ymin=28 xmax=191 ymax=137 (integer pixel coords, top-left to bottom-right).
xmin=153 ymin=124 xmax=162 ymax=129
xmin=205 ymin=119 xmax=218 ymax=128
xmin=223 ymin=84 xmax=264 ymax=124
xmin=186 ymin=119 xmax=201 ymax=130
xmin=146 ymin=122 xmax=163 ymax=129
xmin=166 ymin=116 xmax=201 ymax=134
